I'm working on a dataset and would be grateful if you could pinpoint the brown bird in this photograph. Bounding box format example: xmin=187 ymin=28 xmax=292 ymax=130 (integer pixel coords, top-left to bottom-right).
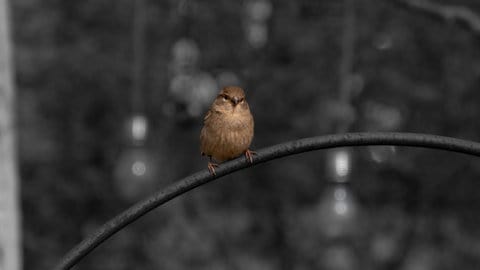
xmin=200 ymin=86 xmax=255 ymax=175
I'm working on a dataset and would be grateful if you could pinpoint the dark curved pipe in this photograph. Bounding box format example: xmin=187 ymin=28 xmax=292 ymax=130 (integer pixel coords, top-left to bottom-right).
xmin=53 ymin=132 xmax=480 ymax=270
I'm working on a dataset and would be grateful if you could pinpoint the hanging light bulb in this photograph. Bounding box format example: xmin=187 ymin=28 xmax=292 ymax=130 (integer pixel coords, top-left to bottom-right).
xmin=334 ymin=151 xmax=349 ymax=178
xmin=113 ymin=0 xmax=160 ymax=202
xmin=316 ymin=183 xmax=360 ymax=239
xmin=114 ymin=146 xmax=158 ymax=202
xmin=326 ymin=148 xmax=351 ymax=183
xmin=317 ymin=149 xmax=361 ymax=239
xmin=115 ymin=114 xmax=159 ymax=201
xmin=125 ymin=114 xmax=149 ymax=145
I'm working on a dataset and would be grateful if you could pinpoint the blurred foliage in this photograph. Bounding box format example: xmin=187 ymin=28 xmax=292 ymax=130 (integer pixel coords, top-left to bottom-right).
xmin=12 ymin=0 xmax=480 ymax=269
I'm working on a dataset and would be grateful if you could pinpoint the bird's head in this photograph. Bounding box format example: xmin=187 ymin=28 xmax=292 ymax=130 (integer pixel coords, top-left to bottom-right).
xmin=213 ymin=86 xmax=249 ymax=113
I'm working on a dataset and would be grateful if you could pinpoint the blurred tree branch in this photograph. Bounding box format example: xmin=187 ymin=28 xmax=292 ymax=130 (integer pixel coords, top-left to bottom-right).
xmin=394 ymin=0 xmax=480 ymax=33
xmin=0 ymin=0 xmax=21 ymax=270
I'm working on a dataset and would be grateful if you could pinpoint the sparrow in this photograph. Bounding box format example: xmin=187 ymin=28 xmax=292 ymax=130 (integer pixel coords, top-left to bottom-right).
xmin=200 ymin=86 xmax=255 ymax=175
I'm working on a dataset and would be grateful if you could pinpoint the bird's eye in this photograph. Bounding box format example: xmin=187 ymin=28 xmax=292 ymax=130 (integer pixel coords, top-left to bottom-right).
xmin=222 ymin=96 xmax=228 ymax=101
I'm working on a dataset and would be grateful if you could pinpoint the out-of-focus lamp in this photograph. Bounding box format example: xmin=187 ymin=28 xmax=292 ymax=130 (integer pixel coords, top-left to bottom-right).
xmin=115 ymin=114 xmax=157 ymax=201
xmin=317 ymin=149 xmax=360 ymax=239
xmin=125 ymin=114 xmax=149 ymax=145
xmin=114 ymin=0 xmax=159 ymax=202
xmin=326 ymin=148 xmax=351 ymax=183
xmin=244 ymin=0 xmax=272 ymax=49
xmin=114 ymin=146 xmax=157 ymax=202
xmin=317 ymin=184 xmax=360 ymax=239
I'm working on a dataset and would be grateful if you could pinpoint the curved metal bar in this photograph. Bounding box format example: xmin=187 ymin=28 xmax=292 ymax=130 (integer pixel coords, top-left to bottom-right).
xmin=53 ymin=132 xmax=480 ymax=270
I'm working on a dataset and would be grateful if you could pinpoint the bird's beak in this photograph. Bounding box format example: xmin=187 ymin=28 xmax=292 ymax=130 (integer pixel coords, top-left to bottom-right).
xmin=232 ymin=97 xmax=240 ymax=106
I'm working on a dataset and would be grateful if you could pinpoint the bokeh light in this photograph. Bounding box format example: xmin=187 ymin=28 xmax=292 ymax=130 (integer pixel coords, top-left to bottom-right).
xmin=326 ymin=149 xmax=351 ymax=183
xmin=317 ymin=184 xmax=360 ymax=239
xmin=114 ymin=147 xmax=158 ymax=202
xmin=125 ymin=114 xmax=148 ymax=145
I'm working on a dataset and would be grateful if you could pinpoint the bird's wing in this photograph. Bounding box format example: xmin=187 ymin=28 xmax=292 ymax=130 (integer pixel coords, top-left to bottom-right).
xmin=203 ymin=109 xmax=212 ymax=122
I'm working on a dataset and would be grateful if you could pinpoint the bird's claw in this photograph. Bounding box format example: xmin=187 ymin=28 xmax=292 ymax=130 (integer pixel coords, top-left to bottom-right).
xmin=207 ymin=162 xmax=219 ymax=176
xmin=245 ymin=149 xmax=256 ymax=163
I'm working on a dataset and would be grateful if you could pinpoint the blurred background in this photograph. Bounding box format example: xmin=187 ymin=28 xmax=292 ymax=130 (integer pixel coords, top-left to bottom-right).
xmin=2 ymin=0 xmax=480 ymax=269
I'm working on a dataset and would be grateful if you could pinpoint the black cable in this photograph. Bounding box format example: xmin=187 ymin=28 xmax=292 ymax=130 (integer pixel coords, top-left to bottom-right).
xmin=53 ymin=132 xmax=480 ymax=270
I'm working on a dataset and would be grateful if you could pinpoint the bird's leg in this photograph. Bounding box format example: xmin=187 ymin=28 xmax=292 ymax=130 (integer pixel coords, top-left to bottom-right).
xmin=244 ymin=149 xmax=256 ymax=163
xmin=207 ymin=156 xmax=219 ymax=176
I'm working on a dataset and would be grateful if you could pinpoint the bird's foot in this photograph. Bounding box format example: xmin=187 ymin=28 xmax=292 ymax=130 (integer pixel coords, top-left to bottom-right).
xmin=245 ymin=149 xmax=256 ymax=163
xmin=207 ymin=162 xmax=219 ymax=176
